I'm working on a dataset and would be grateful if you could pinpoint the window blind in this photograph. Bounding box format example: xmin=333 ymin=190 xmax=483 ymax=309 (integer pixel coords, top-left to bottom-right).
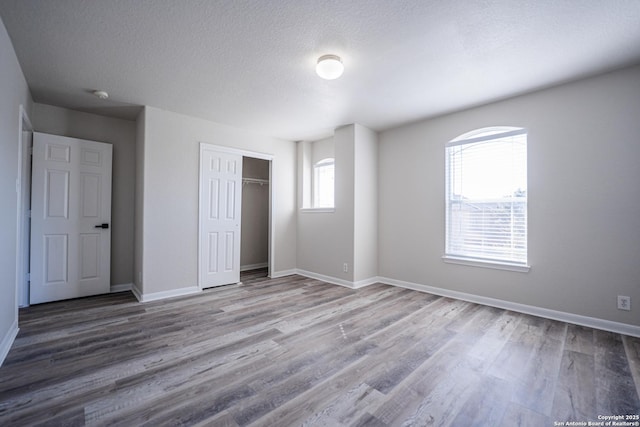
xmin=445 ymin=128 xmax=527 ymax=265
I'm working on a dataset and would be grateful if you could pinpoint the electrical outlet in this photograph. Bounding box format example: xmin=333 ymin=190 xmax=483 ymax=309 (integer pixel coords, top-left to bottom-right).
xmin=617 ymin=295 xmax=631 ymax=311
xmin=343 ymin=263 xmax=348 ymax=273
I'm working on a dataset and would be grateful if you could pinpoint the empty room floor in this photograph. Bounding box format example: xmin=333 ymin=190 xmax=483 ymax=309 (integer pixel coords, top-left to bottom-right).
xmin=1 ymin=271 xmax=639 ymax=426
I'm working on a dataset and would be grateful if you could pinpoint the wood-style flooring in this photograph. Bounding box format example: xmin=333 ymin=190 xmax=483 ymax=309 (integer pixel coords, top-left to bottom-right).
xmin=1 ymin=269 xmax=639 ymax=426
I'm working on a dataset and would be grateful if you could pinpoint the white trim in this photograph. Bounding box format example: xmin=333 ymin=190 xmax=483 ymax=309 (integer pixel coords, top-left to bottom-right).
xmin=442 ymin=256 xmax=530 ymax=273
xmin=297 ymin=269 xmax=355 ymax=288
xmin=19 ymin=104 xmax=33 ymax=131
xmin=198 ymin=143 xmax=274 ymax=161
xmin=378 ymin=276 xmax=640 ymax=338
xmin=131 ymin=283 xmax=143 ymax=302
xmin=111 ymin=283 xmax=133 ymax=293
xmin=0 ymin=320 xmax=19 ymax=367
xmin=300 ymin=208 xmax=335 ymax=213
xmin=448 ymin=128 xmax=526 ymax=147
xmin=131 ymin=285 xmax=201 ymax=303
xmin=16 ymin=105 xmax=33 ymax=309
xmin=241 ymin=263 xmax=268 ymax=272
xmin=353 ymin=276 xmax=382 ymax=288
xmin=268 ymin=158 xmax=275 ymax=279
xmin=296 ymin=269 xmax=378 ymax=290
xmin=269 ymin=269 xmax=297 ymax=278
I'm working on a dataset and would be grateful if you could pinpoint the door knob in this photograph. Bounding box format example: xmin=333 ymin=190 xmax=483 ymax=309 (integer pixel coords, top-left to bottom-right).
xmin=95 ymin=223 xmax=109 ymax=229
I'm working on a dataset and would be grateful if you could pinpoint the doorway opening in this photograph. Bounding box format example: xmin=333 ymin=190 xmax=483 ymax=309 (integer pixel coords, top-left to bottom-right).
xmin=240 ymin=157 xmax=270 ymax=280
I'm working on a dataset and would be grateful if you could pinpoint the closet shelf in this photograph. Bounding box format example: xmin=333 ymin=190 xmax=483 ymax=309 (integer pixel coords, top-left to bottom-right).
xmin=242 ymin=178 xmax=269 ymax=186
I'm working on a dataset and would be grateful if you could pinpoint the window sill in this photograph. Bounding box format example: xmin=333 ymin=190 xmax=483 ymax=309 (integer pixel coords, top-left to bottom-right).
xmin=300 ymin=208 xmax=335 ymax=213
xmin=442 ymin=255 xmax=530 ymax=273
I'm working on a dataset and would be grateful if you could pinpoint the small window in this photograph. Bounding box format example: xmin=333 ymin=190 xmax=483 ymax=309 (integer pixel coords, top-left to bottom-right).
xmin=445 ymin=127 xmax=528 ymax=269
xmin=313 ymin=158 xmax=335 ymax=208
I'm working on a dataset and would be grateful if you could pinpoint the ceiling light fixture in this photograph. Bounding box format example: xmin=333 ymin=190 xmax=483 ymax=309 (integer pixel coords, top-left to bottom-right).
xmin=93 ymin=90 xmax=109 ymax=100
xmin=316 ymin=54 xmax=344 ymax=80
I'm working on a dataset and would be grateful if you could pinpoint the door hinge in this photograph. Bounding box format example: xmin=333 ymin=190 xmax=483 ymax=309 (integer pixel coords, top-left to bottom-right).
xmin=27 ymin=209 xmax=31 ymax=218
xmin=26 ymin=273 xmax=30 ymax=281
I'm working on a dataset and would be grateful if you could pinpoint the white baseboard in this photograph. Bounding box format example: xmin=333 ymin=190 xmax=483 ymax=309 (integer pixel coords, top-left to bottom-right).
xmin=131 ymin=284 xmax=201 ymax=303
xmin=295 ymin=269 xmax=378 ymax=290
xmin=269 ymin=269 xmax=297 ymax=279
xmin=379 ymin=276 xmax=640 ymax=338
xmin=123 ymin=269 xmax=639 ymax=337
xmin=296 ymin=269 xmax=354 ymax=288
xmin=131 ymin=283 xmax=142 ymax=301
xmin=0 ymin=320 xmax=19 ymax=367
xmin=353 ymin=276 xmax=382 ymax=289
xmin=241 ymin=263 xmax=268 ymax=272
xmin=111 ymin=282 xmax=133 ymax=293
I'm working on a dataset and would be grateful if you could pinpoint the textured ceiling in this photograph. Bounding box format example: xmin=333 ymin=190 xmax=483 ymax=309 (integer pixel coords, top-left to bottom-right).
xmin=1 ymin=0 xmax=640 ymax=141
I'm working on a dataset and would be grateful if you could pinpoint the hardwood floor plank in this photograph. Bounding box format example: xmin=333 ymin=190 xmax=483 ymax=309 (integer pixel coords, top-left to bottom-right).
xmin=395 ymin=363 xmax=482 ymax=427
xmin=623 ymin=335 xmax=640 ymax=402
xmin=300 ymin=383 xmax=385 ymax=426
xmin=365 ymin=327 xmax=455 ymax=394
xmin=565 ymin=323 xmax=596 ymax=355
xmin=487 ymin=320 xmax=542 ymax=382
xmin=191 ymin=409 xmax=241 ymax=427
xmin=594 ymin=330 xmax=640 ymax=414
xmin=3 ymin=329 xmax=283 ymax=425
xmin=231 ymin=340 xmax=380 ymax=425
xmin=499 ymin=402 xmax=550 ymax=427
xmin=86 ymin=339 xmax=282 ymax=424
xmin=449 ymin=375 xmax=514 ymax=427
xmin=367 ymin=338 xmax=475 ymax=424
xmin=551 ymin=349 xmax=596 ymax=421
xmin=466 ymin=309 xmax=521 ymax=372
xmin=510 ymin=331 xmax=565 ymax=415
xmin=1 ymin=271 xmax=637 ymax=426
xmin=242 ymin=308 xmax=453 ymax=426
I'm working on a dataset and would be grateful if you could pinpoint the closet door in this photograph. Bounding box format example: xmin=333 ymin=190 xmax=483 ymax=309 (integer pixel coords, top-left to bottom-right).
xmin=199 ymin=146 xmax=242 ymax=288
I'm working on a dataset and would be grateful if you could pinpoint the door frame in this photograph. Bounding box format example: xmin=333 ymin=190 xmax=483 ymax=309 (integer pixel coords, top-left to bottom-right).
xmin=198 ymin=143 xmax=274 ymax=290
xmin=16 ymin=105 xmax=33 ymax=308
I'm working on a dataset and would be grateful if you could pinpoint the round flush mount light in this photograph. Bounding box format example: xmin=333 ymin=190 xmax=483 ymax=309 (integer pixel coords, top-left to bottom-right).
xmin=93 ymin=90 xmax=109 ymax=100
xmin=316 ymin=54 xmax=344 ymax=80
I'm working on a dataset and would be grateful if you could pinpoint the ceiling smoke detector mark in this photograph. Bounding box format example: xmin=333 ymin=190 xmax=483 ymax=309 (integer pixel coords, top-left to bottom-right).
xmin=92 ymin=90 xmax=109 ymax=100
xmin=617 ymin=295 xmax=631 ymax=311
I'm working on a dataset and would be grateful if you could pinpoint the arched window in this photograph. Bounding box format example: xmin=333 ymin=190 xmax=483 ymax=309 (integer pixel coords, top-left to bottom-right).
xmin=445 ymin=127 xmax=528 ymax=269
xmin=313 ymin=158 xmax=335 ymax=208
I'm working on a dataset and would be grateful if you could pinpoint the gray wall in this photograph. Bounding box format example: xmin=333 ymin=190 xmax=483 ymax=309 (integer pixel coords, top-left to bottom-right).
xmin=297 ymin=124 xmax=378 ymax=284
xmin=33 ymin=103 xmax=136 ymax=288
xmin=378 ymin=65 xmax=640 ymax=326
xmin=0 ymin=16 xmax=32 ymax=364
xmin=312 ymin=136 xmax=334 ymax=165
xmin=297 ymin=126 xmax=354 ymax=280
xmin=135 ymin=106 xmax=297 ymax=296
xmin=353 ymin=125 xmax=378 ymax=282
xmin=241 ymin=157 xmax=269 ymax=269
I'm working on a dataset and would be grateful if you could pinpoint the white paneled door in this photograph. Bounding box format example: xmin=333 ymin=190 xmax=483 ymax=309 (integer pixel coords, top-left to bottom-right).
xmin=199 ymin=146 xmax=242 ymax=288
xmin=30 ymin=133 xmax=112 ymax=304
